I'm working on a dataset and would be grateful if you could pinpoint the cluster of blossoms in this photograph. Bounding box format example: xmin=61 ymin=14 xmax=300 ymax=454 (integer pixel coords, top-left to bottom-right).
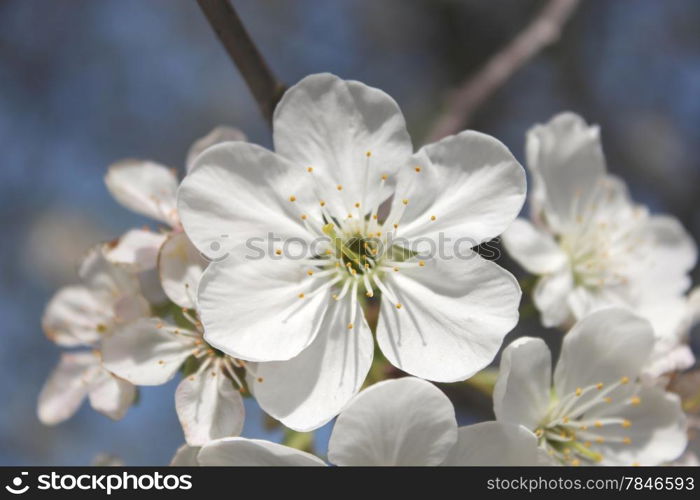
xmin=39 ymin=74 xmax=697 ymax=466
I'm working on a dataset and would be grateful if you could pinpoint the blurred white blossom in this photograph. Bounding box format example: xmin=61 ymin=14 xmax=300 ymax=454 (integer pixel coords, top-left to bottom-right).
xmin=503 ymin=112 xmax=698 ymax=375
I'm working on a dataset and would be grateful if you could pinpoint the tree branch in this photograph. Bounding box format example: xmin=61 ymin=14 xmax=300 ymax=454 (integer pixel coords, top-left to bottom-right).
xmin=426 ymin=0 xmax=580 ymax=143
xmin=197 ymin=0 xmax=285 ymax=125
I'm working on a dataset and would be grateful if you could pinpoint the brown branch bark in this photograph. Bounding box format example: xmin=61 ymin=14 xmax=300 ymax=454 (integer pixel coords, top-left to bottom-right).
xmin=426 ymin=0 xmax=580 ymax=143
xmin=197 ymin=0 xmax=285 ymax=125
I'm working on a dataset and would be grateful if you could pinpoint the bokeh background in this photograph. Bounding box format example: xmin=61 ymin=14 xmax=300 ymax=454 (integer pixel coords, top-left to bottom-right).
xmin=1 ymin=0 xmax=699 ymax=465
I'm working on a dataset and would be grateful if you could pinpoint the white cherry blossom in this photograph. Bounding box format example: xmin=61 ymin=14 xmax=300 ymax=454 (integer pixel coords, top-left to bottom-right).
xmin=170 ymin=440 xmax=326 ymax=467
xmin=503 ymin=113 xmax=696 ymax=329
xmin=171 ymin=377 xmax=538 ymax=467
xmin=103 ymin=126 xmax=242 ymax=303
xmin=328 ymin=377 xmax=538 ymax=466
xmin=102 ymin=315 xmax=246 ymax=446
xmin=38 ymin=246 xmax=144 ymax=424
xmin=494 ymin=308 xmax=687 ymax=466
xmin=502 ymin=112 xmax=697 ymax=376
xmin=178 ymin=73 xmax=526 ymax=431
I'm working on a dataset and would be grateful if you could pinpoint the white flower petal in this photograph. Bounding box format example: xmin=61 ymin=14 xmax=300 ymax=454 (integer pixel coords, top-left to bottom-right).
xmin=175 ymin=366 xmax=245 ymax=446
xmin=376 ymin=252 xmax=520 ymax=382
xmin=105 ymin=228 xmax=168 ymax=271
xmin=158 ymin=232 xmax=207 ymax=309
xmin=178 ymin=141 xmax=316 ymax=259
xmin=88 ymin=369 xmax=135 ymax=420
xmin=502 ymin=218 xmax=567 ymax=274
xmin=644 ymin=344 xmax=695 ymax=380
xmin=526 ymin=112 xmax=606 ymax=232
xmin=251 ymin=296 xmax=374 ymax=432
xmin=79 ymin=245 xmax=141 ymax=300
xmin=442 ymin=422 xmax=539 ymax=466
xmin=37 ymin=351 xmax=98 ymax=425
xmin=595 ymin=387 xmax=686 ymax=466
xmin=493 ymin=337 xmax=552 ymax=430
xmin=112 ymin=294 xmax=150 ymax=324
xmin=328 ymin=377 xmax=458 ymax=466
xmin=198 ymin=257 xmax=328 ymax=362
xmin=273 ymin=73 xmax=412 ymax=215
xmin=105 ymin=160 xmax=179 ymax=227
xmin=392 ymin=131 xmax=525 ymax=246
xmin=198 ymin=438 xmax=326 ymax=466
xmin=186 ymin=125 xmax=247 ymax=173
xmin=170 ymin=444 xmax=200 ymax=466
xmin=42 ymin=285 xmax=110 ymax=347
xmin=533 ymin=268 xmax=574 ymax=327
xmin=554 ymin=308 xmax=654 ymax=397
xmin=102 ymin=318 xmax=195 ymax=385
xmin=647 ymin=214 xmax=698 ymax=280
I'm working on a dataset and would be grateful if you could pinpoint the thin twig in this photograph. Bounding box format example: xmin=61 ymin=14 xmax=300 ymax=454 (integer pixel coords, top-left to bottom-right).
xmin=197 ymin=0 xmax=285 ymax=125
xmin=426 ymin=0 xmax=580 ymax=142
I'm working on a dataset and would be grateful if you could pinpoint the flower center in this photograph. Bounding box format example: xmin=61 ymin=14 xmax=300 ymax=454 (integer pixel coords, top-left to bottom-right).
xmin=534 ymin=376 xmax=641 ymax=465
xmin=285 ymin=156 xmax=430 ymax=318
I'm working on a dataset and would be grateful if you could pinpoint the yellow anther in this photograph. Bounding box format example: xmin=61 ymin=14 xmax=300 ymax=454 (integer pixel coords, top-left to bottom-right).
xmin=632 ymin=462 xmax=640 ymax=466
xmin=331 ymin=294 xmax=338 ymax=300
xmin=594 ymin=421 xmax=603 ymax=428
xmin=326 ymin=249 xmax=333 ymax=255
xmin=579 ymin=425 xmax=588 ymax=431
xmin=298 ymin=293 xmax=305 ymax=299
xmin=575 ymin=388 xmax=583 ymax=396
xmin=629 ymin=396 xmax=641 ymax=405
xmin=622 ymin=437 xmax=632 ymax=445
xmin=402 ymin=199 xmax=409 ymax=205
xmin=275 ymin=249 xmax=282 ymax=255
xmin=306 ymin=270 xmax=314 ymax=276
xmin=289 ymin=195 xmax=296 ymax=202
xmin=395 ymin=303 xmax=402 ymax=309
xmin=307 ymin=167 xmax=313 ymax=173
xmin=596 ymin=382 xmax=604 ymax=390
xmin=393 ymin=223 xmax=398 ymax=229
xmin=257 ymin=377 xmax=264 ymax=383
xmin=320 ymin=200 xmax=326 ymax=207
xmin=418 ymin=260 xmax=425 ymax=267
xmin=622 ymin=420 xmax=632 ymax=428
xmin=366 ymin=151 xmax=372 ymax=158
xmin=603 ymin=397 xmax=612 ymax=403
xmin=571 ymin=459 xmax=581 ymax=466
xmin=414 ymin=166 xmax=421 ymax=172
xmin=595 ymin=437 xmax=605 ymax=443
xmin=430 ymin=215 xmax=436 ymax=221
xmin=354 ymin=202 xmax=361 ymax=208
xmin=381 ymin=174 xmax=388 ymax=181
xmin=584 ymin=441 xmax=592 ymax=448
xmin=372 ymin=214 xmax=378 ymax=220
xmin=393 ymin=267 xmax=399 ymax=272
xmin=620 ymin=376 xmax=630 ymax=384
xmin=158 ymin=360 xmax=165 ymax=365
xmin=301 ymin=214 xmax=307 ymax=220
xmin=534 ymin=429 xmax=544 ymax=437
xmin=347 ymin=214 xmax=353 ymax=218
xmin=562 ymin=416 xmax=570 ymax=424
xmin=366 ymin=291 xmax=374 ymax=298
xmin=347 ymin=323 xmax=354 ymax=330
xmin=337 ymin=185 xmax=343 ymax=191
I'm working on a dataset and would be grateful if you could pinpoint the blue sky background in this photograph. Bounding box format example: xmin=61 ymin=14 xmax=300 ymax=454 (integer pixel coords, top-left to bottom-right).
xmin=1 ymin=0 xmax=698 ymax=465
